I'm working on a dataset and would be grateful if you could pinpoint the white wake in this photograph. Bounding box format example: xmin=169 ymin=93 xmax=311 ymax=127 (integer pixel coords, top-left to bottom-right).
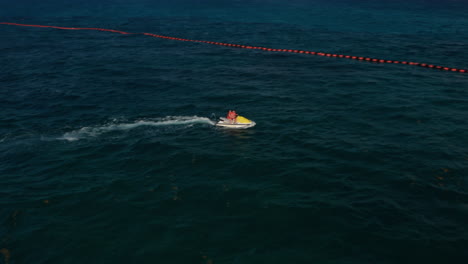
xmin=60 ymin=116 xmax=215 ymax=141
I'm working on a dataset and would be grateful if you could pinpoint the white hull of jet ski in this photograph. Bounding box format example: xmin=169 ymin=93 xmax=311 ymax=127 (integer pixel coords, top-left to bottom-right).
xmin=215 ymin=117 xmax=256 ymax=129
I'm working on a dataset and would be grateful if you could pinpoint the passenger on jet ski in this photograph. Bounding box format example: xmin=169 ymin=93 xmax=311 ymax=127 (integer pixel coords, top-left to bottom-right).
xmin=227 ymin=110 xmax=238 ymax=124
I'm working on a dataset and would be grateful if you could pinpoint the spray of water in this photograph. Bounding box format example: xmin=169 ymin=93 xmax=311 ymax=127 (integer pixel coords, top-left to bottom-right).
xmin=60 ymin=116 xmax=215 ymax=141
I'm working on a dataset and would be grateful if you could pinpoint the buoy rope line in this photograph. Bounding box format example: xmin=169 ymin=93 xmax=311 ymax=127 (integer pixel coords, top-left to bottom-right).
xmin=1 ymin=22 xmax=466 ymax=74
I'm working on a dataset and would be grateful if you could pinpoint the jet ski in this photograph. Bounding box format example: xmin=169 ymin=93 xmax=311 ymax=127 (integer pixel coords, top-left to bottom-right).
xmin=216 ymin=115 xmax=256 ymax=129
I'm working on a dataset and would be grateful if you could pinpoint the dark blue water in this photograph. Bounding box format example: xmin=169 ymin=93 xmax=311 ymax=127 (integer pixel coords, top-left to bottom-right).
xmin=1 ymin=0 xmax=468 ymax=263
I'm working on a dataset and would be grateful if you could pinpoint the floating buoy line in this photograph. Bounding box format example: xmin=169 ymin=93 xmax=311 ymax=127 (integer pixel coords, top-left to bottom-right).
xmin=1 ymin=22 xmax=466 ymax=74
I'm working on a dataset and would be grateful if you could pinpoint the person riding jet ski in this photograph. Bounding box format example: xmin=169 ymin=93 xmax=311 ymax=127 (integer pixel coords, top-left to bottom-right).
xmin=216 ymin=110 xmax=256 ymax=129
xmin=227 ymin=110 xmax=238 ymax=124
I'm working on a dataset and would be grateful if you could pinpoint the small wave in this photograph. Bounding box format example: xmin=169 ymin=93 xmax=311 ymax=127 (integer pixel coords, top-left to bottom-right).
xmin=59 ymin=116 xmax=215 ymax=141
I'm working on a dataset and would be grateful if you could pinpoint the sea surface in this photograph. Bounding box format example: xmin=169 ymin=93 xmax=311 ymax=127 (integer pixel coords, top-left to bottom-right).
xmin=1 ymin=0 xmax=468 ymax=263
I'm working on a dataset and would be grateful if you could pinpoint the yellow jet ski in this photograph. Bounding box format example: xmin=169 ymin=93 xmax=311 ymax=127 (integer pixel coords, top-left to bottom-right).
xmin=216 ymin=115 xmax=256 ymax=129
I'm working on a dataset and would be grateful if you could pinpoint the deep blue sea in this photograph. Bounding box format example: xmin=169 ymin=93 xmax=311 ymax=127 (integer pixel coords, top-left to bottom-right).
xmin=1 ymin=0 xmax=468 ymax=263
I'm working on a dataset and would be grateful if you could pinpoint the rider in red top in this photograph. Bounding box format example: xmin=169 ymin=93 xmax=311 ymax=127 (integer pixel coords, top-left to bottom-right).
xmin=227 ymin=110 xmax=237 ymax=124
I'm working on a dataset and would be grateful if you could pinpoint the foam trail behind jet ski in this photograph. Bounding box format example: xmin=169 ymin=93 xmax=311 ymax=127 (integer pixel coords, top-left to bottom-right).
xmin=61 ymin=116 xmax=214 ymax=141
